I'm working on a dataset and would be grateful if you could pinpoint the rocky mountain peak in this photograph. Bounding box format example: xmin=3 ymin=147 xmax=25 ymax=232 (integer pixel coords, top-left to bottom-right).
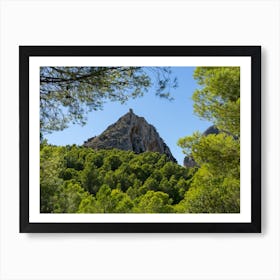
xmin=83 ymin=110 xmax=177 ymax=163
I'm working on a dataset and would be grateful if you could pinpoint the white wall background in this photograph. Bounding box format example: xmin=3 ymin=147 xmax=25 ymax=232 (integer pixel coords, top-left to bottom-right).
xmin=0 ymin=0 xmax=279 ymax=279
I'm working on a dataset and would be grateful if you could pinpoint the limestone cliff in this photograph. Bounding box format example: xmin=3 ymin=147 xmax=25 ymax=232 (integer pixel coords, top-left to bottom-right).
xmin=83 ymin=109 xmax=177 ymax=162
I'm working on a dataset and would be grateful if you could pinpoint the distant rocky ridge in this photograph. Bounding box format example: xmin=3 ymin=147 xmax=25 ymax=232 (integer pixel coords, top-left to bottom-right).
xmin=183 ymin=156 xmax=197 ymax=168
xmin=83 ymin=109 xmax=177 ymax=163
xmin=183 ymin=125 xmax=220 ymax=168
xmin=202 ymin=125 xmax=220 ymax=136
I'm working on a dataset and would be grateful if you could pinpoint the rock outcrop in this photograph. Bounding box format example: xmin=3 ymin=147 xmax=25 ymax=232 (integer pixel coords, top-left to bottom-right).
xmin=83 ymin=109 xmax=177 ymax=162
xmin=202 ymin=125 xmax=220 ymax=136
xmin=183 ymin=156 xmax=197 ymax=168
xmin=183 ymin=125 xmax=220 ymax=168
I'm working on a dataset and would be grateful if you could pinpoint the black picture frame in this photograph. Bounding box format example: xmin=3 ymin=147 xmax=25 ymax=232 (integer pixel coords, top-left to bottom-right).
xmin=19 ymin=46 xmax=261 ymax=233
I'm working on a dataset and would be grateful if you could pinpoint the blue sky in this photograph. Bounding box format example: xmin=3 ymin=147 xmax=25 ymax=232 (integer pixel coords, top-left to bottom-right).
xmin=45 ymin=67 xmax=212 ymax=165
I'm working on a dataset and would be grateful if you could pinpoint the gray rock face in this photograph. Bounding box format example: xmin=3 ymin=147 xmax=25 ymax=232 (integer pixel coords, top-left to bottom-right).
xmin=83 ymin=109 xmax=177 ymax=162
xmin=183 ymin=156 xmax=197 ymax=168
xmin=202 ymin=125 xmax=220 ymax=136
xmin=183 ymin=125 xmax=220 ymax=168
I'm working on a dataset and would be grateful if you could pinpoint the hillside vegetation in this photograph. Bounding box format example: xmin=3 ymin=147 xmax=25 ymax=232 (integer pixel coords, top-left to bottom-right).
xmin=40 ymin=145 xmax=193 ymax=213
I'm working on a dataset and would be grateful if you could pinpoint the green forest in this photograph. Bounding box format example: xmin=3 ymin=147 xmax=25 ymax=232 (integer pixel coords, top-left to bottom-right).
xmin=40 ymin=66 xmax=240 ymax=213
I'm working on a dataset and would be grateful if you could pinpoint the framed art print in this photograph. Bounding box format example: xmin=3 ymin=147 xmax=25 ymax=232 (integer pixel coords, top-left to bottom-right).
xmin=19 ymin=46 xmax=261 ymax=233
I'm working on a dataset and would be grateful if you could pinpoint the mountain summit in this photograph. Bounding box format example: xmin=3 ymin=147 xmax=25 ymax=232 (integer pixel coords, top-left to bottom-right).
xmin=83 ymin=109 xmax=177 ymax=162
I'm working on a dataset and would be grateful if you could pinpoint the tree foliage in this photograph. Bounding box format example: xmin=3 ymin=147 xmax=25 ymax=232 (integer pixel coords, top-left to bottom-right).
xmin=192 ymin=67 xmax=240 ymax=136
xmin=177 ymin=67 xmax=240 ymax=213
xmin=40 ymin=67 xmax=177 ymax=133
xmin=40 ymin=145 xmax=191 ymax=213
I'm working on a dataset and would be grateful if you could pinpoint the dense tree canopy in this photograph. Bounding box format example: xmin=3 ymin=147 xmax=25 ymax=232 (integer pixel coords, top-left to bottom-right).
xmin=192 ymin=67 xmax=240 ymax=136
xmin=177 ymin=67 xmax=240 ymax=213
xmin=40 ymin=67 xmax=177 ymax=133
xmin=40 ymin=145 xmax=191 ymax=213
